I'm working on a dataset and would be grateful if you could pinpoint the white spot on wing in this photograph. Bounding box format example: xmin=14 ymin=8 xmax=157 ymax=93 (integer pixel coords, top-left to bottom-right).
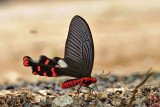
xmin=58 ymin=59 xmax=68 ymax=68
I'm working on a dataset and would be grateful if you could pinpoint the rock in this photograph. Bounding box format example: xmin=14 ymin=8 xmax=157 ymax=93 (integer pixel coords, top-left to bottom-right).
xmin=28 ymin=85 xmax=40 ymax=91
xmin=39 ymin=102 xmax=52 ymax=107
xmin=97 ymin=85 xmax=105 ymax=92
xmin=34 ymin=97 xmax=41 ymax=102
xmin=81 ymin=88 xmax=90 ymax=94
xmin=89 ymin=98 xmax=103 ymax=107
xmin=0 ymin=90 xmax=11 ymax=96
xmin=31 ymin=102 xmax=41 ymax=107
xmin=0 ymin=104 xmax=8 ymax=107
xmin=32 ymin=105 xmax=41 ymax=107
xmin=134 ymin=96 xmax=147 ymax=105
xmin=52 ymin=94 xmax=73 ymax=106
xmin=5 ymin=85 xmax=16 ymax=90
xmin=112 ymin=99 xmax=121 ymax=106
xmin=46 ymin=95 xmax=56 ymax=102
xmin=23 ymin=103 xmax=30 ymax=107
xmin=36 ymin=90 xmax=51 ymax=96
xmin=104 ymin=103 xmax=112 ymax=107
xmin=32 ymin=102 xmax=52 ymax=107
xmin=36 ymin=95 xmax=46 ymax=102
xmin=116 ymin=90 xmax=123 ymax=95
xmin=95 ymin=98 xmax=103 ymax=106
xmin=98 ymin=92 xmax=107 ymax=101
xmin=72 ymin=95 xmax=84 ymax=106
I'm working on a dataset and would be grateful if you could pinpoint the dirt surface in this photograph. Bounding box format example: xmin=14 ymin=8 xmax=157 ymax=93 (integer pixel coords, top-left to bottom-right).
xmin=0 ymin=72 xmax=159 ymax=107
xmin=0 ymin=0 xmax=160 ymax=83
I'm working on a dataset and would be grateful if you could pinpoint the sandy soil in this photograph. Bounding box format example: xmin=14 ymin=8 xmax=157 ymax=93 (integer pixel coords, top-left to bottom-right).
xmin=0 ymin=0 xmax=160 ymax=83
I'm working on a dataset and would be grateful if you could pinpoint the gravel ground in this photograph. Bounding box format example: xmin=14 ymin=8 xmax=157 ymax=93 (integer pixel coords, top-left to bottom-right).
xmin=0 ymin=72 xmax=159 ymax=107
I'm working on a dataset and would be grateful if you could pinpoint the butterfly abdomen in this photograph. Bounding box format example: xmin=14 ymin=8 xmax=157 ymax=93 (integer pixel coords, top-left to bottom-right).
xmin=61 ymin=77 xmax=97 ymax=89
xmin=62 ymin=79 xmax=81 ymax=89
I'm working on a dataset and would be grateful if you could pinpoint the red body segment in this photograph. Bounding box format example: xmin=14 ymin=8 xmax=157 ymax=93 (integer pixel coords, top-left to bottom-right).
xmin=62 ymin=79 xmax=80 ymax=89
xmin=62 ymin=77 xmax=97 ymax=89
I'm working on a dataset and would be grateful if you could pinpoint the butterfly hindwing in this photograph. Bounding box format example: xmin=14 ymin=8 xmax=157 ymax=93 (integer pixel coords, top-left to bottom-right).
xmin=23 ymin=56 xmax=57 ymax=77
xmin=23 ymin=56 xmax=82 ymax=78
xmin=64 ymin=15 xmax=94 ymax=77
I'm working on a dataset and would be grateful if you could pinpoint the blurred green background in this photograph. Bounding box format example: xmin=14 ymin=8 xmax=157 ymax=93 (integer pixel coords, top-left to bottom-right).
xmin=0 ymin=0 xmax=160 ymax=83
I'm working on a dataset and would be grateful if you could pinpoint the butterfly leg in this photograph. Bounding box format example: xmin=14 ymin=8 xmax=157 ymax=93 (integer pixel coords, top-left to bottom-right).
xmin=85 ymin=86 xmax=96 ymax=97
xmin=90 ymin=88 xmax=97 ymax=97
xmin=77 ymin=85 xmax=82 ymax=95
xmin=88 ymin=87 xmax=93 ymax=97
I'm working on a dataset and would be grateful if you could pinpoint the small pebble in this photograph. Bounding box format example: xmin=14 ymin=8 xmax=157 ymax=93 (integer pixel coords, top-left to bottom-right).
xmin=53 ymin=94 xmax=73 ymax=106
xmin=98 ymin=92 xmax=107 ymax=100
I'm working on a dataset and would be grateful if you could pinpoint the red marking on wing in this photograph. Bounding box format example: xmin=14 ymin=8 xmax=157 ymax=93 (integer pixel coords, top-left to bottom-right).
xmin=23 ymin=57 xmax=28 ymax=61
xmin=43 ymin=72 xmax=47 ymax=76
xmin=51 ymin=67 xmax=56 ymax=77
xmin=37 ymin=66 xmax=40 ymax=71
xmin=45 ymin=59 xmax=49 ymax=65
xmin=24 ymin=60 xmax=29 ymax=66
xmin=33 ymin=72 xmax=37 ymax=74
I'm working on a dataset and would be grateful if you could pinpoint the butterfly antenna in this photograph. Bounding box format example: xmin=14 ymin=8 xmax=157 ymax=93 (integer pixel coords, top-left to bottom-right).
xmin=95 ymin=70 xmax=104 ymax=78
xmin=95 ymin=70 xmax=110 ymax=78
xmin=95 ymin=84 xmax=99 ymax=92
xmin=94 ymin=71 xmax=110 ymax=93
xmin=103 ymin=70 xmax=110 ymax=76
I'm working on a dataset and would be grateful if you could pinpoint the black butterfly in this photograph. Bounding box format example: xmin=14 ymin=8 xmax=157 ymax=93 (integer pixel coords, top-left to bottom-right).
xmin=23 ymin=15 xmax=97 ymax=92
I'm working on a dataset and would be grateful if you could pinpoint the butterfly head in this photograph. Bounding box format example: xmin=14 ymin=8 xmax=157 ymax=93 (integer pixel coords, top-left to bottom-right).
xmin=91 ymin=78 xmax=97 ymax=84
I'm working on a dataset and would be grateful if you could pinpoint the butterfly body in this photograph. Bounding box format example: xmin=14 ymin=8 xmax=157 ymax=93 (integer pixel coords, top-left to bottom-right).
xmin=23 ymin=15 xmax=96 ymax=89
xmin=62 ymin=77 xmax=97 ymax=89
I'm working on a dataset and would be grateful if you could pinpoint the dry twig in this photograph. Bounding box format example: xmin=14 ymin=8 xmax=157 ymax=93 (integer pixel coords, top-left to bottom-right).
xmin=127 ymin=68 xmax=153 ymax=107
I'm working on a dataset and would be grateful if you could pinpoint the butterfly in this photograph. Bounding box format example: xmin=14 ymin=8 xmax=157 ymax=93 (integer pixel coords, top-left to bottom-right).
xmin=23 ymin=15 xmax=97 ymax=93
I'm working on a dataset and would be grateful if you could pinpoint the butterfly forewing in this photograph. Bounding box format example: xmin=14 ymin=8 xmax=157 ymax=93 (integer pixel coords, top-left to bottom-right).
xmin=64 ymin=15 xmax=94 ymax=77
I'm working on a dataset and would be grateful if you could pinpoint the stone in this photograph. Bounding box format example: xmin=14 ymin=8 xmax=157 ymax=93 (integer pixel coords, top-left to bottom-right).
xmin=53 ymin=94 xmax=73 ymax=106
